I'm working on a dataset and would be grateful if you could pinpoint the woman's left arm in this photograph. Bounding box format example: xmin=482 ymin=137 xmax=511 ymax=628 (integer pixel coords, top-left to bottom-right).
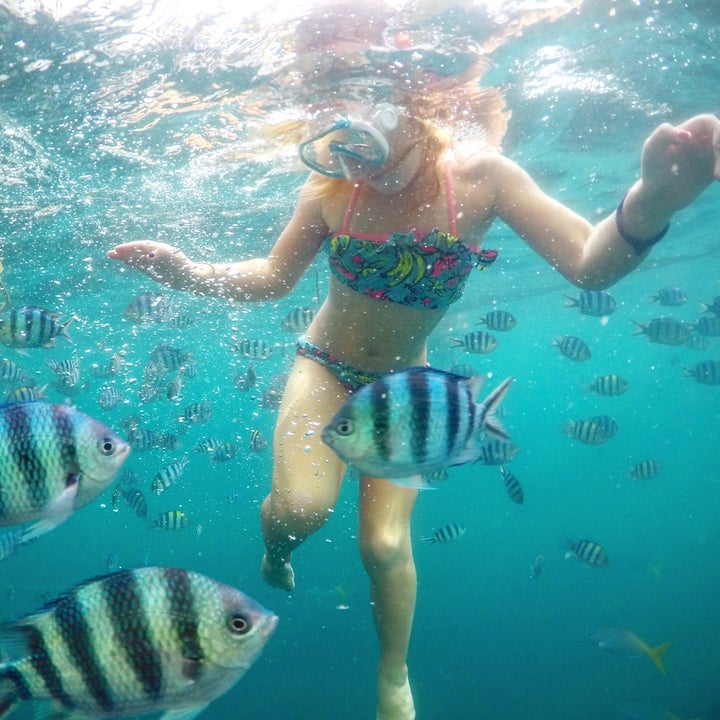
xmin=486 ymin=114 xmax=720 ymax=289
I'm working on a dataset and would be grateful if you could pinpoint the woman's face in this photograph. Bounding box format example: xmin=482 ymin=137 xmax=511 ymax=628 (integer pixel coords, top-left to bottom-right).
xmin=344 ymin=115 xmax=423 ymax=192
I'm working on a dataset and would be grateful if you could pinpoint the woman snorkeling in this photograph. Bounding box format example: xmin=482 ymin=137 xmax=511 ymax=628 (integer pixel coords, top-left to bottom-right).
xmin=108 ymin=23 xmax=720 ymax=719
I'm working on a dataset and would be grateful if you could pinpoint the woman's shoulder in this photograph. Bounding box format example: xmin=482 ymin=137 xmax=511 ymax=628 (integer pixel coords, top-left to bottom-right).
xmin=450 ymin=144 xmax=518 ymax=180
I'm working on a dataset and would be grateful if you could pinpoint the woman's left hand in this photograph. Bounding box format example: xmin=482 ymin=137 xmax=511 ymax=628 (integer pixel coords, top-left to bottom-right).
xmin=640 ymin=113 xmax=720 ymax=210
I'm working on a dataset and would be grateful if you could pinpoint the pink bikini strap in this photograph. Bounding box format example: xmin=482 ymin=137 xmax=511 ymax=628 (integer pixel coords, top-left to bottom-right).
xmin=341 ymin=183 xmax=363 ymax=234
xmin=444 ymin=162 xmax=458 ymax=237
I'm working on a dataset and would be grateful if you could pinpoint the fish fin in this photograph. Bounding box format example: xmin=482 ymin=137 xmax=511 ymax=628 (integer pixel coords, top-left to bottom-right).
xmin=158 ymin=708 xmax=207 ymax=720
xmin=29 ymin=700 xmax=77 ymax=720
xmin=480 ymin=377 xmax=513 ymax=441
xmin=0 ymin=625 xmax=32 ymax=661
xmin=646 ymin=640 xmax=672 ymax=675
xmin=21 ymin=475 xmax=79 ymax=542
xmin=388 ymin=475 xmax=438 ymax=490
xmin=59 ymin=317 xmax=74 ymax=343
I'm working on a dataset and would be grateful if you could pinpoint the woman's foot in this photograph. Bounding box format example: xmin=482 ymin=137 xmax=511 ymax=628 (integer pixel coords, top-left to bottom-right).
xmin=261 ymin=554 xmax=295 ymax=591
xmin=377 ymin=667 xmax=415 ymax=720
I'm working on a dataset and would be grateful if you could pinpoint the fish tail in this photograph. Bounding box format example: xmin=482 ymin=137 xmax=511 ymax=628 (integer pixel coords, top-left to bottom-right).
xmin=60 ymin=316 xmax=74 ymax=343
xmin=563 ymin=295 xmax=579 ymax=308
xmin=480 ymin=377 xmax=513 ymax=441
xmin=646 ymin=640 xmax=672 ymax=674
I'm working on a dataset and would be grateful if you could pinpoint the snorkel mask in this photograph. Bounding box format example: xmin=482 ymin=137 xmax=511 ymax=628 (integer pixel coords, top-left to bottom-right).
xmin=298 ymin=103 xmax=399 ymax=178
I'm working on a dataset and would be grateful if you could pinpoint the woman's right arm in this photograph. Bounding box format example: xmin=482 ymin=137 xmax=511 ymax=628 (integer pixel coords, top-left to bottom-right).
xmin=107 ymin=190 xmax=328 ymax=302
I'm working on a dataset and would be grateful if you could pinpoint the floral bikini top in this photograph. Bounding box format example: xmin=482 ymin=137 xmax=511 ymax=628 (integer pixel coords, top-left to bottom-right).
xmin=324 ymin=165 xmax=498 ymax=309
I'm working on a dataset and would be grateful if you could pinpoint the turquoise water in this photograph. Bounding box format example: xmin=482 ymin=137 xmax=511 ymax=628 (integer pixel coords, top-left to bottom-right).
xmin=1 ymin=1 xmax=719 ymax=718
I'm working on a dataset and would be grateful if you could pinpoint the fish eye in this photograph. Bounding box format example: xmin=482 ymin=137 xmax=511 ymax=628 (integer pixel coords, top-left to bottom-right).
xmin=97 ymin=437 xmax=117 ymax=456
xmin=228 ymin=613 xmax=250 ymax=635
xmin=335 ymin=418 xmax=353 ymax=436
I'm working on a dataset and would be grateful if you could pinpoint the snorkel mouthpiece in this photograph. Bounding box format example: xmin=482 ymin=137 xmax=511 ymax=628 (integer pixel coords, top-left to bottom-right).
xmin=298 ymin=104 xmax=399 ymax=178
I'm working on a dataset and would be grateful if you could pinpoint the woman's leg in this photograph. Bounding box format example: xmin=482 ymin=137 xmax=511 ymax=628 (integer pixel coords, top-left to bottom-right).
xmin=359 ymin=476 xmax=418 ymax=720
xmin=260 ymin=355 xmax=348 ymax=590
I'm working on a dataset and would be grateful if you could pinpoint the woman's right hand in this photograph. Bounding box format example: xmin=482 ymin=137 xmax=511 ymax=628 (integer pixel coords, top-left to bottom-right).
xmin=107 ymin=240 xmax=196 ymax=289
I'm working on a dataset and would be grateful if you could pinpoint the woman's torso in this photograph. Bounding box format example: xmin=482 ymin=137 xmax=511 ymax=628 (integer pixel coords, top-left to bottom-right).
xmin=305 ymin=158 xmax=496 ymax=373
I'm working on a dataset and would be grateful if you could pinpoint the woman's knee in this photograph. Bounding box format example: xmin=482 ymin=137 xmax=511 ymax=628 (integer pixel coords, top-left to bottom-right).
xmin=359 ymin=523 xmax=412 ymax=572
xmin=263 ymin=488 xmax=334 ymax=533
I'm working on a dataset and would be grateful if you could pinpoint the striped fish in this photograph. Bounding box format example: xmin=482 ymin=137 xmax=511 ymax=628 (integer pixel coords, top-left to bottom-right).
xmin=477 ymin=439 xmax=519 ymax=465
xmin=552 ymin=335 xmax=591 ymax=362
xmin=451 ymin=331 xmax=498 ymax=355
xmin=694 ymin=312 xmax=720 ymax=337
xmin=180 ymin=401 xmax=212 ymax=426
xmin=0 ymin=358 xmax=31 ymax=386
xmin=700 ymin=295 xmax=720 ymax=315
xmin=148 ymin=344 xmax=193 ymax=376
xmin=321 ymin=367 xmax=513 ymax=488
xmin=123 ymin=291 xmax=175 ymax=325
xmin=0 ymin=306 xmax=73 ymax=349
xmin=587 ymin=374 xmax=629 ymax=396
xmin=632 ymin=317 xmax=690 ymax=345
xmin=281 ymin=306 xmax=315 ymax=333
xmin=150 ymin=510 xmax=189 ymax=530
xmin=0 ymin=402 xmax=130 ymax=540
xmin=0 ymin=567 xmax=277 ymax=719
xmin=499 ymin=466 xmax=524 ymax=504
xmin=422 ymin=522 xmax=466 ymax=545
xmin=4 ymin=385 xmax=48 ymax=403
xmin=478 ymin=310 xmax=517 ymax=332
xmin=111 ymin=485 xmax=148 ymax=519
xmin=565 ymin=538 xmax=608 ymax=567
xmin=650 ymin=286 xmax=687 ymax=306
xmin=563 ymin=419 xmax=609 ymax=445
xmin=627 ymin=459 xmax=662 ymax=480
xmin=150 ymin=454 xmax=190 ymax=495
xmin=127 ymin=428 xmax=180 ymax=452
xmin=98 ymin=385 xmax=122 ymax=410
xmin=588 ymin=415 xmax=618 ymax=441
xmin=683 ymin=360 xmax=720 ymax=385
xmin=249 ymin=429 xmax=268 ymax=453
xmin=230 ymin=338 xmax=273 ymax=360
xmin=564 ymin=290 xmax=616 ymax=317
xmin=210 ymin=442 xmax=239 ymax=464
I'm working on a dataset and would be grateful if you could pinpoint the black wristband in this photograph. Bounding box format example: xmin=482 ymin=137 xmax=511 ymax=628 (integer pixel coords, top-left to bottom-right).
xmin=615 ymin=192 xmax=669 ymax=255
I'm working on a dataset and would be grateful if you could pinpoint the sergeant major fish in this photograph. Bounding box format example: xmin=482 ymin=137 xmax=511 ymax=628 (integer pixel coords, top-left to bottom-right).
xmin=565 ymin=538 xmax=608 ymax=567
xmin=564 ymin=290 xmax=617 ymax=317
xmin=0 ymin=402 xmax=130 ymax=540
xmin=0 ymin=306 xmax=73 ymax=349
xmin=0 ymin=566 xmax=277 ymax=719
xmin=322 ymin=367 xmax=513 ymax=488
xmin=421 ymin=522 xmax=466 ymax=545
